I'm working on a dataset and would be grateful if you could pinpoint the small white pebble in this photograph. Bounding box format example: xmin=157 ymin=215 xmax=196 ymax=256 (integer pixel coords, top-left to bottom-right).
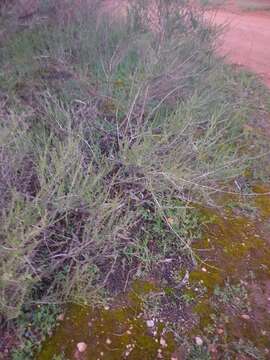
xmin=195 ymin=336 xmax=203 ymax=346
xmin=146 ymin=320 xmax=155 ymax=328
xmin=77 ymin=342 xmax=87 ymax=352
xmin=160 ymin=338 xmax=167 ymax=348
xmin=241 ymin=314 xmax=250 ymax=320
xmin=106 ymin=338 xmax=112 ymax=345
xmin=201 ymin=267 xmax=207 ymax=272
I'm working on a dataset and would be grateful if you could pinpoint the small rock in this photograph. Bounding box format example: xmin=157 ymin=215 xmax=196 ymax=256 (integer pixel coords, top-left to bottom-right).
xmin=57 ymin=313 xmax=65 ymax=321
xmin=171 ymin=357 xmax=178 ymax=360
xmin=217 ymin=328 xmax=224 ymax=335
xmin=146 ymin=319 xmax=155 ymax=328
xmin=77 ymin=342 xmax=87 ymax=352
xmin=241 ymin=314 xmax=250 ymax=320
xmin=195 ymin=336 xmax=203 ymax=346
xmin=160 ymin=337 xmax=167 ymax=348
xmin=106 ymin=338 xmax=112 ymax=345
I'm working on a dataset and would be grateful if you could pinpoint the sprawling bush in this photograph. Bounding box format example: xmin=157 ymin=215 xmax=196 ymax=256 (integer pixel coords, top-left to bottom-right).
xmin=0 ymin=0 xmax=262 ymax=321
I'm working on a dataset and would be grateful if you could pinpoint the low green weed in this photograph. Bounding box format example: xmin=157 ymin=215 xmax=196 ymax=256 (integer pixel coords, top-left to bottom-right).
xmin=214 ymin=282 xmax=250 ymax=313
xmin=11 ymin=304 xmax=61 ymax=360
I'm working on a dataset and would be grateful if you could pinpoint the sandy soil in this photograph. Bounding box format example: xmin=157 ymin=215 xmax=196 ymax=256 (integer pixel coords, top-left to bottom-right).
xmin=206 ymin=3 xmax=270 ymax=87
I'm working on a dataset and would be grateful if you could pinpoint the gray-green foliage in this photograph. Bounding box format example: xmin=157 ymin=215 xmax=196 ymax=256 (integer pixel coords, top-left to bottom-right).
xmin=188 ymin=346 xmax=211 ymax=360
xmin=0 ymin=0 xmax=265 ymax=321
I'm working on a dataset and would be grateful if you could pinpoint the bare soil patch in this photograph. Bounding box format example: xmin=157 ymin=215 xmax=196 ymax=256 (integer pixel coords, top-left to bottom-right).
xmin=206 ymin=1 xmax=270 ymax=87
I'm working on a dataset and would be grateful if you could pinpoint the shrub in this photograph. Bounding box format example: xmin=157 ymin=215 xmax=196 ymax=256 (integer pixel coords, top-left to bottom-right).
xmin=0 ymin=0 xmax=264 ymax=322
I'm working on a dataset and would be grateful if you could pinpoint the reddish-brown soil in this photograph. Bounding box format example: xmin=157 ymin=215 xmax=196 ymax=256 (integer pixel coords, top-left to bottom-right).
xmin=206 ymin=1 xmax=270 ymax=87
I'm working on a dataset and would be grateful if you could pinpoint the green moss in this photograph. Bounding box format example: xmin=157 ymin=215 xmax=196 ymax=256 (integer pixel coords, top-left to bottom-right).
xmin=193 ymin=301 xmax=216 ymax=329
xmin=189 ymin=189 xmax=270 ymax=353
xmin=37 ymin=281 xmax=175 ymax=360
xmin=190 ymin=268 xmax=222 ymax=291
xmin=128 ymin=279 xmax=160 ymax=308
xmin=192 ymin=204 xmax=270 ymax=290
xmin=253 ymin=184 xmax=270 ymax=218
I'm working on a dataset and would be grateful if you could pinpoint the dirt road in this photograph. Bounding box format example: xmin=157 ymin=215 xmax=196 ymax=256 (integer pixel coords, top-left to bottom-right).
xmin=207 ymin=7 xmax=270 ymax=87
